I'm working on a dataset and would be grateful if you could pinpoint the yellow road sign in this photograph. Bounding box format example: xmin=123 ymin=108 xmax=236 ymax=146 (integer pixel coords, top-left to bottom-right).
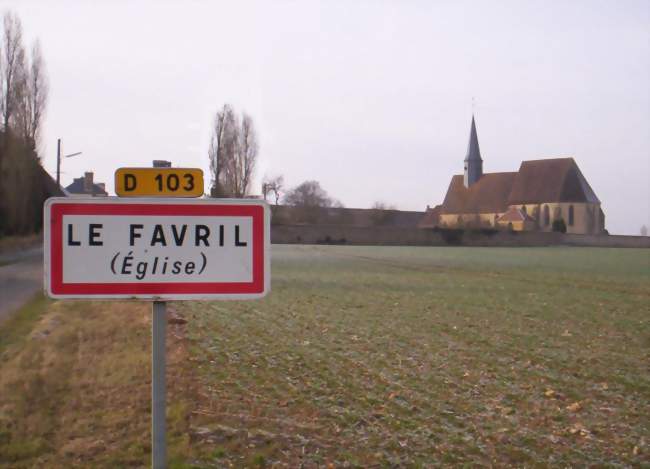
xmin=115 ymin=168 xmax=204 ymax=197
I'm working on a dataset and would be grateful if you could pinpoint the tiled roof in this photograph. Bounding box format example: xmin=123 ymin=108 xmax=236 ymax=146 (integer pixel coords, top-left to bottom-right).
xmin=441 ymin=157 xmax=600 ymax=214
xmin=508 ymin=157 xmax=600 ymax=204
xmin=441 ymin=172 xmax=517 ymax=214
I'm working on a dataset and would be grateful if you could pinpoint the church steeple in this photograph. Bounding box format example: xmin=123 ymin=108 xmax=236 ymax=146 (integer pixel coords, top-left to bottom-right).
xmin=464 ymin=115 xmax=483 ymax=188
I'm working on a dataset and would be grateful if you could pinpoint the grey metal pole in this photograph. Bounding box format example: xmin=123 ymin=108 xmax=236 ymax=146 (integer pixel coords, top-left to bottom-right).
xmin=56 ymin=138 xmax=61 ymax=189
xmin=152 ymin=300 xmax=166 ymax=469
xmin=151 ymin=159 xmax=170 ymax=469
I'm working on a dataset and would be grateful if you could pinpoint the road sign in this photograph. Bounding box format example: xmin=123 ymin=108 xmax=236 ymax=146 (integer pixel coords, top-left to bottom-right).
xmin=115 ymin=167 xmax=204 ymax=197
xmin=44 ymin=197 xmax=269 ymax=299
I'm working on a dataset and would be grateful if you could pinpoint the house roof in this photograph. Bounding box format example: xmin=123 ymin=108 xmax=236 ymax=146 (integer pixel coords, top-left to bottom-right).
xmin=65 ymin=177 xmax=108 ymax=196
xmin=441 ymin=172 xmax=517 ymax=214
xmin=497 ymin=207 xmax=535 ymax=223
xmin=507 ymin=157 xmax=600 ymax=205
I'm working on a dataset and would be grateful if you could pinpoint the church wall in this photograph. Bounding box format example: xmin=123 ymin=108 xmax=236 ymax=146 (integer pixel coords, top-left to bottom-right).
xmin=533 ymin=202 xmax=601 ymax=235
xmin=439 ymin=203 xmax=602 ymax=235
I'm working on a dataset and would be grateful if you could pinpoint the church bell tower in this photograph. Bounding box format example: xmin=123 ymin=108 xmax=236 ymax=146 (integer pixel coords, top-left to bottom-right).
xmin=464 ymin=115 xmax=483 ymax=187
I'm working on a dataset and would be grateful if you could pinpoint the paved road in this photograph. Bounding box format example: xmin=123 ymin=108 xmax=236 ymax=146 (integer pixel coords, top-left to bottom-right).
xmin=0 ymin=247 xmax=43 ymax=324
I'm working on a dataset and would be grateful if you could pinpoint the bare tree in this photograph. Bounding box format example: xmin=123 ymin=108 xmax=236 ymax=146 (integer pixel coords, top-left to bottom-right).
xmin=231 ymin=112 xmax=257 ymax=197
xmin=0 ymin=11 xmax=50 ymax=236
xmin=641 ymin=225 xmax=648 ymax=237
xmin=262 ymin=174 xmax=284 ymax=204
xmin=208 ymin=104 xmax=237 ymax=196
xmin=208 ymin=105 xmax=258 ymax=198
xmin=283 ymin=180 xmax=335 ymax=207
xmin=371 ymin=201 xmax=396 ymax=211
xmin=1 ymin=12 xmax=24 ymax=140
xmin=14 ymin=40 xmax=47 ymax=150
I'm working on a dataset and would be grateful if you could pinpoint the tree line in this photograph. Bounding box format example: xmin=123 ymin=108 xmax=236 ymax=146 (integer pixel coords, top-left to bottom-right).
xmin=0 ymin=11 xmax=49 ymax=236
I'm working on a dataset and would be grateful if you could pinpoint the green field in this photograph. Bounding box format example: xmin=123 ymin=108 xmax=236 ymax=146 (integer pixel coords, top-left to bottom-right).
xmin=183 ymin=245 xmax=650 ymax=467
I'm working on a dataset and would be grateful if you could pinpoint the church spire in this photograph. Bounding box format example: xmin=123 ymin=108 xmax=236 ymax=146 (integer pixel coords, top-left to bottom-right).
xmin=464 ymin=114 xmax=483 ymax=187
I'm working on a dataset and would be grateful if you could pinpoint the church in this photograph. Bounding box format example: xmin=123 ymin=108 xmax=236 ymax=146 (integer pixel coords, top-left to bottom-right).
xmin=421 ymin=116 xmax=606 ymax=235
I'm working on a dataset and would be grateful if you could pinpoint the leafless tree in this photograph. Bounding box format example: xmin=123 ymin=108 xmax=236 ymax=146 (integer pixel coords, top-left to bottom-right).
xmin=231 ymin=112 xmax=257 ymax=197
xmin=371 ymin=201 xmax=396 ymax=211
xmin=283 ymin=180 xmax=335 ymax=207
xmin=14 ymin=40 xmax=47 ymax=150
xmin=0 ymin=11 xmax=50 ymax=236
xmin=641 ymin=225 xmax=648 ymax=237
xmin=208 ymin=105 xmax=258 ymax=198
xmin=1 ymin=12 xmax=24 ymax=141
xmin=262 ymin=174 xmax=284 ymax=204
xmin=208 ymin=104 xmax=237 ymax=196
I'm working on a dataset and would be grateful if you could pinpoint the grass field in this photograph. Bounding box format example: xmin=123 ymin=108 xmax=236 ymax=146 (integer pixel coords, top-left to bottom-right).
xmin=183 ymin=245 xmax=650 ymax=467
xmin=0 ymin=245 xmax=648 ymax=467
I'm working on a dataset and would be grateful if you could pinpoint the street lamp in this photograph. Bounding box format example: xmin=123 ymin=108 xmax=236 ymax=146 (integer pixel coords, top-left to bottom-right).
xmin=56 ymin=138 xmax=83 ymax=189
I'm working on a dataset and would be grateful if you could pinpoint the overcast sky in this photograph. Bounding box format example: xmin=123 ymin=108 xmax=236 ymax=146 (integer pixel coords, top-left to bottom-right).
xmin=3 ymin=0 xmax=649 ymax=235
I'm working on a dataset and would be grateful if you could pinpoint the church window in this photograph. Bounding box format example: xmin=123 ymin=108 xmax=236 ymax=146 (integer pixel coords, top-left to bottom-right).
xmin=568 ymin=205 xmax=574 ymax=226
xmin=543 ymin=205 xmax=550 ymax=226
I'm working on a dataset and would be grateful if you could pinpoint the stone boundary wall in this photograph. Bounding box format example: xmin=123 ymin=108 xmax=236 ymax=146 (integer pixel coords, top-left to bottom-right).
xmin=271 ymin=224 xmax=650 ymax=248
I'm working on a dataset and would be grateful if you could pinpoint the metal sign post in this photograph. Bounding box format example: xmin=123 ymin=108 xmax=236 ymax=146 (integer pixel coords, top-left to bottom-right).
xmin=152 ymin=298 xmax=166 ymax=468
xmin=151 ymin=159 xmax=170 ymax=469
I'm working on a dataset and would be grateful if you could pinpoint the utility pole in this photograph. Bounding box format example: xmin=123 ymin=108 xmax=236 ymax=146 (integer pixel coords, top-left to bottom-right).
xmin=55 ymin=138 xmax=82 ymax=190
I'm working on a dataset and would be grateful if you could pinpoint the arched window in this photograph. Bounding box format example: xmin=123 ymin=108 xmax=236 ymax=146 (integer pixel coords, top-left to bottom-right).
xmin=543 ymin=205 xmax=550 ymax=226
xmin=568 ymin=205 xmax=574 ymax=226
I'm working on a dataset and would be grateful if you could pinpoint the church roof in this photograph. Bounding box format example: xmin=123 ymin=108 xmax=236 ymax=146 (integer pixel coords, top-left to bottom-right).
xmin=465 ymin=115 xmax=482 ymax=162
xmin=442 ymin=172 xmax=517 ymax=214
xmin=441 ymin=157 xmax=600 ymax=214
xmin=508 ymin=157 xmax=600 ymax=204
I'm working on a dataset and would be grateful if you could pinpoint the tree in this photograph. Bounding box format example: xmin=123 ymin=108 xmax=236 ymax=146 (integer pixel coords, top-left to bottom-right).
xmin=371 ymin=201 xmax=396 ymax=211
xmin=262 ymin=174 xmax=284 ymax=205
xmin=208 ymin=104 xmax=258 ymax=198
xmin=14 ymin=40 xmax=47 ymax=150
xmin=230 ymin=112 xmax=257 ymax=197
xmin=641 ymin=225 xmax=648 ymax=237
xmin=0 ymin=11 xmax=51 ymax=236
xmin=552 ymin=218 xmax=567 ymax=233
xmin=283 ymin=180 xmax=336 ymax=207
xmin=1 ymin=12 xmax=24 ymax=144
xmin=208 ymin=104 xmax=237 ymax=197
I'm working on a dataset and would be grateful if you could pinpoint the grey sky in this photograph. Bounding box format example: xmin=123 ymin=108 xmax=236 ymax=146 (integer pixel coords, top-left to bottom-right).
xmin=4 ymin=0 xmax=649 ymax=235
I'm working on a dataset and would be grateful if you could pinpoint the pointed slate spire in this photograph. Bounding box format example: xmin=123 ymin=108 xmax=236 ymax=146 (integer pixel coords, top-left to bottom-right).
xmin=465 ymin=115 xmax=482 ymax=162
xmin=464 ymin=115 xmax=483 ymax=187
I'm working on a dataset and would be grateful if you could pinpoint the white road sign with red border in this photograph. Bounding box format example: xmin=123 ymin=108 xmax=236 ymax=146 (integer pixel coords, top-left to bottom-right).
xmin=44 ymin=198 xmax=270 ymax=299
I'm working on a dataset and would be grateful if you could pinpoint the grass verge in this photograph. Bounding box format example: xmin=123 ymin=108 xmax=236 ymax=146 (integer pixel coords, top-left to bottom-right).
xmin=0 ymin=299 xmax=196 ymax=468
xmin=0 ymin=293 xmax=49 ymax=356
